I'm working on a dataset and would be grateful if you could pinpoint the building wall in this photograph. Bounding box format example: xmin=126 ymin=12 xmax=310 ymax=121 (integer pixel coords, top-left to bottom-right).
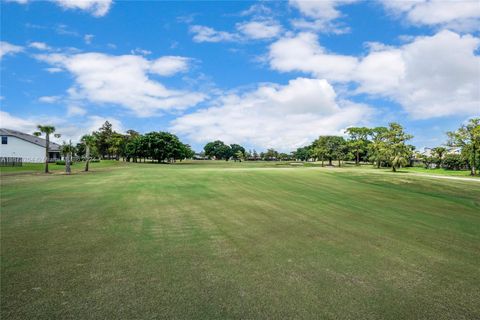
xmin=0 ymin=136 xmax=47 ymax=163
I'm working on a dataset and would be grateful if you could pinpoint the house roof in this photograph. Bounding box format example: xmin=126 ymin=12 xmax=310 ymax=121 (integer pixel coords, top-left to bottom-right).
xmin=0 ymin=128 xmax=62 ymax=152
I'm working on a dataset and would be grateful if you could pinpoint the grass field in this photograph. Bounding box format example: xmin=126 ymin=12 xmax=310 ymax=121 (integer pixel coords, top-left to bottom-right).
xmin=1 ymin=161 xmax=479 ymax=319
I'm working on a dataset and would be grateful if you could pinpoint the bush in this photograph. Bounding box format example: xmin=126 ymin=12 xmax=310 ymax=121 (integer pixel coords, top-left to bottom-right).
xmin=442 ymin=154 xmax=468 ymax=170
xmin=55 ymin=160 xmax=65 ymax=165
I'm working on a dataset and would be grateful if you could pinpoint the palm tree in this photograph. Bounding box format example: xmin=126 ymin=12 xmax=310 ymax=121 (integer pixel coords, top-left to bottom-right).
xmin=61 ymin=141 xmax=75 ymax=175
xmin=81 ymin=135 xmax=96 ymax=172
xmin=33 ymin=125 xmax=59 ymax=173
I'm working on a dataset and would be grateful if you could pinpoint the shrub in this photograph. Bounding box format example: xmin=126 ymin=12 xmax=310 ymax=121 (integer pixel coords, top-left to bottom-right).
xmin=55 ymin=160 xmax=65 ymax=165
xmin=442 ymin=154 xmax=468 ymax=170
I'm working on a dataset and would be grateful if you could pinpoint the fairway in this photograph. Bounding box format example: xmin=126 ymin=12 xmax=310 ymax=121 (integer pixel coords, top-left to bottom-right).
xmin=1 ymin=162 xmax=479 ymax=319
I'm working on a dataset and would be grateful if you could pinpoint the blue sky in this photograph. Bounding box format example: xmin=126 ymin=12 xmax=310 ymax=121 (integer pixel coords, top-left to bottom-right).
xmin=1 ymin=0 xmax=479 ymax=152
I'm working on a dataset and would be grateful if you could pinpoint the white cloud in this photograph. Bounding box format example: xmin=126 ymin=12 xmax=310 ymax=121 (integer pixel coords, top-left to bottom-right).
xmin=236 ymin=20 xmax=282 ymax=39
xmin=28 ymin=42 xmax=51 ymax=50
xmin=190 ymin=25 xmax=240 ymax=43
xmin=34 ymin=52 xmax=205 ymax=117
xmin=38 ymin=95 xmax=61 ymax=103
xmin=52 ymin=0 xmax=113 ymax=17
xmin=171 ymin=78 xmax=371 ymax=150
xmin=0 ymin=41 xmax=23 ymax=59
xmin=290 ymin=0 xmax=355 ymax=21
xmin=268 ymin=30 xmax=480 ymax=119
xmin=45 ymin=67 xmax=63 ymax=73
xmin=268 ymin=32 xmax=358 ymax=82
xmin=150 ymin=56 xmax=189 ymax=76
xmin=7 ymin=0 xmax=113 ymax=17
xmin=354 ymin=30 xmax=480 ymax=119
xmin=191 ymin=20 xmax=282 ymax=43
xmin=289 ymin=0 xmax=357 ymax=33
xmin=84 ymin=34 xmax=94 ymax=44
xmin=67 ymin=105 xmax=87 ymax=116
xmin=381 ymin=0 xmax=480 ymax=32
xmin=131 ymin=48 xmax=151 ymax=56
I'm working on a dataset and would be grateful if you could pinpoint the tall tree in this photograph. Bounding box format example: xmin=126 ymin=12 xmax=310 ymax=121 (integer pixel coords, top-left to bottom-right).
xmin=382 ymin=123 xmax=413 ymax=172
xmin=204 ymin=140 xmax=232 ymax=160
xmin=311 ymin=136 xmax=346 ymax=166
xmin=345 ymin=127 xmax=371 ymax=165
xmin=447 ymin=118 xmax=480 ymax=176
xmin=81 ymin=135 xmax=96 ymax=172
xmin=368 ymin=126 xmax=388 ymax=168
xmin=230 ymin=144 xmax=245 ymax=162
xmin=33 ymin=125 xmax=59 ymax=173
xmin=93 ymin=121 xmax=114 ymax=159
xmin=61 ymin=141 xmax=75 ymax=175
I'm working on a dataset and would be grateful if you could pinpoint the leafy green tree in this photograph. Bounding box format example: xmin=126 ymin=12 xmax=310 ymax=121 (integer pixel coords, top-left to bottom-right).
xmin=447 ymin=118 xmax=480 ymax=176
xmin=252 ymin=150 xmax=259 ymax=160
xmin=93 ymin=121 xmax=114 ymax=159
xmin=230 ymin=144 xmax=245 ymax=162
xmin=204 ymin=140 xmax=232 ymax=160
xmin=442 ymin=154 xmax=468 ymax=170
xmin=33 ymin=125 xmax=59 ymax=173
xmin=368 ymin=126 xmax=388 ymax=168
xmin=431 ymin=147 xmax=446 ymax=167
xmin=294 ymin=146 xmax=311 ymax=161
xmin=382 ymin=123 xmax=413 ymax=172
xmin=345 ymin=127 xmax=371 ymax=165
xmin=311 ymin=136 xmax=346 ymax=166
xmin=264 ymin=148 xmax=279 ymax=161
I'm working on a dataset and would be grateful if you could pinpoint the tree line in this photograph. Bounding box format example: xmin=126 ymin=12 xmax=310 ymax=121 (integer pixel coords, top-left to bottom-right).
xmin=202 ymin=119 xmax=479 ymax=175
xmin=35 ymin=118 xmax=479 ymax=176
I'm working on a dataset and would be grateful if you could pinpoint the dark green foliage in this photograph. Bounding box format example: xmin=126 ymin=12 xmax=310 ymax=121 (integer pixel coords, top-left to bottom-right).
xmin=442 ymin=154 xmax=468 ymax=170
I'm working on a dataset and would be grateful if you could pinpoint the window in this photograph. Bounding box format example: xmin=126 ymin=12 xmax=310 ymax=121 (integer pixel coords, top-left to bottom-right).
xmin=1 ymin=136 xmax=7 ymax=144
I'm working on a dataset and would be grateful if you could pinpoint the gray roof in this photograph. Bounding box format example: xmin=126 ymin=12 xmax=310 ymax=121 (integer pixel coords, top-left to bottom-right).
xmin=0 ymin=128 xmax=62 ymax=152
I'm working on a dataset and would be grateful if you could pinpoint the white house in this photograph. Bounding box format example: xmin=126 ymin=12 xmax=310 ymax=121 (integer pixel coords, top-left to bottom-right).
xmin=0 ymin=128 xmax=62 ymax=163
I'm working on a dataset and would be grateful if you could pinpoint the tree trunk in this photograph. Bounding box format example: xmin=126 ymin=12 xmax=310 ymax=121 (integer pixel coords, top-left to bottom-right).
xmin=45 ymin=133 xmax=50 ymax=173
xmin=356 ymin=150 xmax=359 ymax=165
xmin=338 ymin=159 xmax=341 ymax=167
xmin=321 ymin=159 xmax=324 ymax=167
xmin=66 ymin=153 xmax=71 ymax=175
xmin=392 ymin=165 xmax=396 ymax=172
xmin=471 ymin=146 xmax=477 ymax=176
xmin=328 ymin=158 xmax=332 ymax=166
xmin=85 ymin=145 xmax=90 ymax=172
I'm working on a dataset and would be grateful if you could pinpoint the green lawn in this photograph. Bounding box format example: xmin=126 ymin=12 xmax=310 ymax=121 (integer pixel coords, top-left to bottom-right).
xmin=1 ymin=161 xmax=479 ymax=319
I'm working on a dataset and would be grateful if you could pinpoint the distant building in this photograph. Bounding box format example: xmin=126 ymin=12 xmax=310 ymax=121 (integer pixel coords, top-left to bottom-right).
xmin=0 ymin=128 xmax=61 ymax=163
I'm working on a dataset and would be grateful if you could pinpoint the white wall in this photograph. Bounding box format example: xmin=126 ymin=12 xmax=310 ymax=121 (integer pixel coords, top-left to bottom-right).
xmin=0 ymin=136 xmax=46 ymax=163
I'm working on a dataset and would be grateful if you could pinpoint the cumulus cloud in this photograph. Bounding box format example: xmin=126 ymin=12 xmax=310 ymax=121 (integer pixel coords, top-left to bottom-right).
xmin=190 ymin=19 xmax=282 ymax=43
xmin=236 ymin=20 xmax=282 ymax=40
xmin=171 ymin=78 xmax=371 ymax=150
xmin=0 ymin=41 xmax=23 ymax=59
xmin=67 ymin=105 xmax=87 ymax=116
xmin=38 ymin=95 xmax=61 ymax=103
xmin=7 ymin=0 xmax=113 ymax=17
xmin=150 ymin=56 xmax=190 ymax=76
xmin=28 ymin=42 xmax=51 ymax=50
xmin=289 ymin=0 xmax=358 ymax=33
xmin=381 ymin=0 xmax=480 ymax=32
xmin=269 ymin=32 xmax=358 ymax=82
xmin=52 ymin=0 xmax=113 ymax=17
xmin=34 ymin=52 xmax=205 ymax=117
xmin=268 ymin=30 xmax=480 ymax=119
xmin=190 ymin=25 xmax=240 ymax=43
xmin=355 ymin=30 xmax=480 ymax=119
